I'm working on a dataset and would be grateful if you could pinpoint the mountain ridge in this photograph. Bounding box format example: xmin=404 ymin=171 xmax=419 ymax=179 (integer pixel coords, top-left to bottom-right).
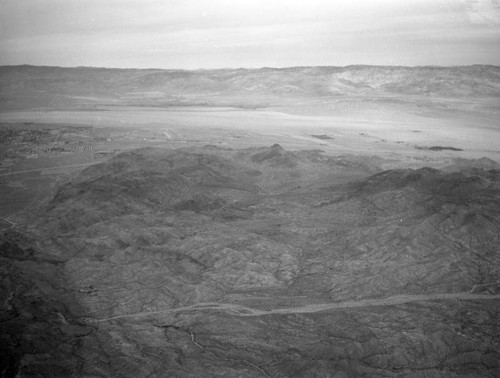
xmin=2 ymin=64 xmax=500 ymax=100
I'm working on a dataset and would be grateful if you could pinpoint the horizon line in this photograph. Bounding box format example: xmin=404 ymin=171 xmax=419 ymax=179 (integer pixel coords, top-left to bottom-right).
xmin=1 ymin=63 xmax=499 ymax=71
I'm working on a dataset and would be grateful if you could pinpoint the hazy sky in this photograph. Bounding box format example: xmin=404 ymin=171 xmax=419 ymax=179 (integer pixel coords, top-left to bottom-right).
xmin=1 ymin=0 xmax=499 ymax=68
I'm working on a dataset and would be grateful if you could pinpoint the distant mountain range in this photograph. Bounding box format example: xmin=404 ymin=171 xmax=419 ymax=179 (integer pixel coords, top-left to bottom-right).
xmin=1 ymin=65 xmax=499 ymax=107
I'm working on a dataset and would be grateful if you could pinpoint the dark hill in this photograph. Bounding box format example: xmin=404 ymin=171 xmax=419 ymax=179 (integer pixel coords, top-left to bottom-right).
xmin=42 ymin=147 xmax=500 ymax=300
xmin=313 ymin=167 xmax=500 ymax=299
xmin=351 ymin=167 xmax=499 ymax=198
xmin=43 ymin=146 xmax=382 ymax=233
xmin=250 ymin=143 xmax=299 ymax=168
xmin=44 ymin=148 xmax=262 ymax=232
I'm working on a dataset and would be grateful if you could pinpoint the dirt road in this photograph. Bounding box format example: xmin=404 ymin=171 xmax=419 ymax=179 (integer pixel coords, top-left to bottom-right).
xmin=96 ymin=292 xmax=500 ymax=323
xmin=0 ymin=162 xmax=99 ymax=177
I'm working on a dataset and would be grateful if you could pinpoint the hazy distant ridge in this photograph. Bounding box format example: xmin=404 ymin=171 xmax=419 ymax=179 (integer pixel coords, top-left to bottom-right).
xmin=1 ymin=65 xmax=500 ymax=99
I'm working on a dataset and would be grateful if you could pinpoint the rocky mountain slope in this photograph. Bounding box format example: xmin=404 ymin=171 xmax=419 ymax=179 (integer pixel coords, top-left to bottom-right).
xmin=2 ymin=145 xmax=499 ymax=377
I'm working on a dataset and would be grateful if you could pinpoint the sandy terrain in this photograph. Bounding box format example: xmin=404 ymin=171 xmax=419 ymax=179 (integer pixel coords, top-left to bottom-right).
xmin=1 ymin=104 xmax=499 ymax=164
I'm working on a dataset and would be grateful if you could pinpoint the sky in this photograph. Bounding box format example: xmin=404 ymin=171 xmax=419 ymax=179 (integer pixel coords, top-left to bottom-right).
xmin=1 ymin=0 xmax=499 ymax=69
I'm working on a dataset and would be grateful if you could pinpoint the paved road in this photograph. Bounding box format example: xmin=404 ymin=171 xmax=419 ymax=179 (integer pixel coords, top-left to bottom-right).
xmin=96 ymin=292 xmax=500 ymax=323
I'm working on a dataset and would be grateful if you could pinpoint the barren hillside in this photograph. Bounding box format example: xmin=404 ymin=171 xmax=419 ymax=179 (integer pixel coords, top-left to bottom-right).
xmin=2 ymin=146 xmax=499 ymax=377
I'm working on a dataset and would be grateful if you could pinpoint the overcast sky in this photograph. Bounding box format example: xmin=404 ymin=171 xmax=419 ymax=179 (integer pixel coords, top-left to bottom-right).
xmin=1 ymin=0 xmax=499 ymax=68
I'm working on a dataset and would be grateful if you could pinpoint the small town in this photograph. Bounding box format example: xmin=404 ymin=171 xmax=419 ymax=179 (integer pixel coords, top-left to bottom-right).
xmin=0 ymin=123 xmax=180 ymax=175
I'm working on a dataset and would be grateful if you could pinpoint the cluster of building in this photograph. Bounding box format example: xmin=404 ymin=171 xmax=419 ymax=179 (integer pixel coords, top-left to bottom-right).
xmin=1 ymin=124 xmax=183 ymax=170
xmin=0 ymin=125 xmax=96 ymax=161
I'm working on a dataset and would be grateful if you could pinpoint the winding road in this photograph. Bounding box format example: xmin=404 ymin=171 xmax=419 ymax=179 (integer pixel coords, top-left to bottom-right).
xmin=96 ymin=292 xmax=500 ymax=323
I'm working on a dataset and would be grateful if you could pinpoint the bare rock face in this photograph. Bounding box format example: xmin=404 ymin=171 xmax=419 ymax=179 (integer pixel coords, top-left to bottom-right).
xmin=2 ymin=146 xmax=500 ymax=377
